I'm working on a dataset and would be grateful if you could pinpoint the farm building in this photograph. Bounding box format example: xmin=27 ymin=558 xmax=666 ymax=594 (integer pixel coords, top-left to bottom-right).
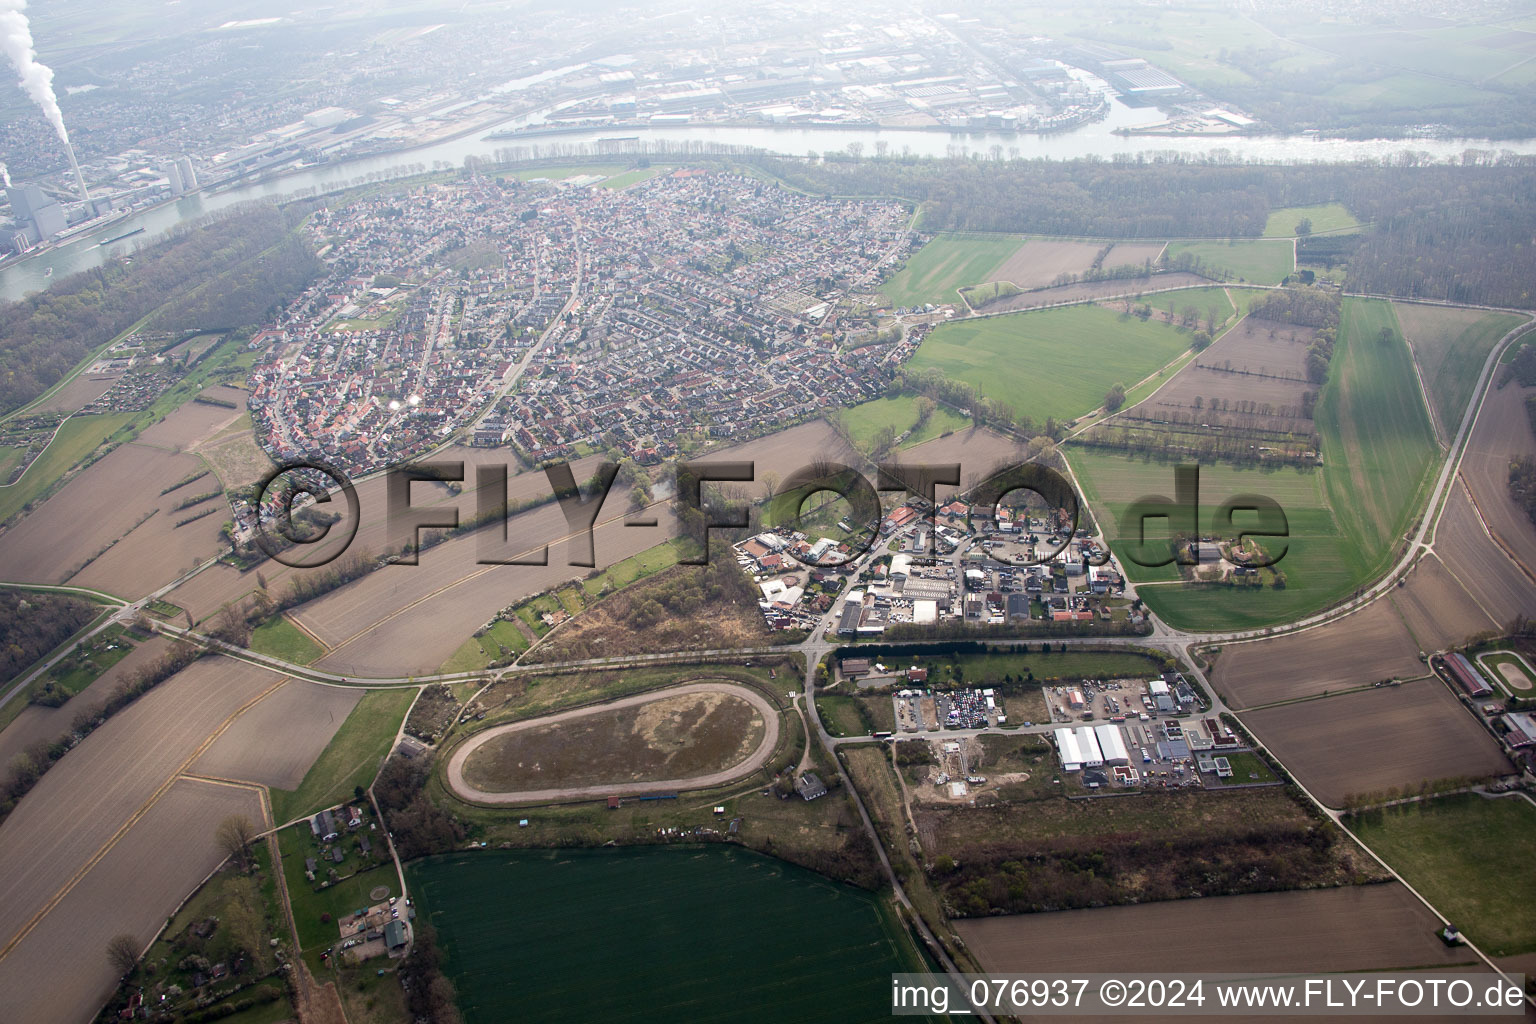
xmin=1054 ymin=728 xmax=1086 ymax=771
xmin=1094 ymin=724 xmax=1130 ymax=766
xmin=796 ymin=772 xmax=828 ymax=801
xmin=1500 ymin=712 xmax=1536 ymax=748
xmin=1446 ymin=654 xmax=1493 ymax=698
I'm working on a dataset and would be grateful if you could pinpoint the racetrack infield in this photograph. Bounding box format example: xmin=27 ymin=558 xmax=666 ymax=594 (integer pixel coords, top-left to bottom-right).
xmin=447 ymin=682 xmax=779 ymax=804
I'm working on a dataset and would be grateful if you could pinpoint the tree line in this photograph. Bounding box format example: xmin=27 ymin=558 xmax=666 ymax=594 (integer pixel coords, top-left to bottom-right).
xmin=744 ymin=154 xmax=1536 ymax=309
xmin=0 ymin=203 xmax=318 ymax=416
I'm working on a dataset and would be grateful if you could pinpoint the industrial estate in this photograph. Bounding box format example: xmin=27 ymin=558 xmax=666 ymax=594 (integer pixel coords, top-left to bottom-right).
xmin=3 ymin=1 xmax=1536 ymax=1022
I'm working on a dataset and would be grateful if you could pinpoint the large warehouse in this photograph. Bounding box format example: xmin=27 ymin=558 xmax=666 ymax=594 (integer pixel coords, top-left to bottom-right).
xmin=1055 ymin=726 xmax=1111 ymax=770
xmin=1054 ymin=728 xmax=1086 ymax=771
xmin=1094 ymin=723 xmax=1130 ymax=766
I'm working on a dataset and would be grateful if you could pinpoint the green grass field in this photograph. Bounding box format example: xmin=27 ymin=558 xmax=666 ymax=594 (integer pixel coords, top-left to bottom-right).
xmin=268 ymin=688 xmax=417 ymax=824
xmin=838 ymin=393 xmax=970 ymax=450
xmin=1350 ymin=793 xmax=1536 ymax=956
xmin=1165 ymin=239 xmax=1294 ymax=285
xmin=441 ymin=619 xmax=531 ymax=674
xmin=816 ymin=694 xmax=876 ymax=737
xmin=909 ymin=304 xmax=1196 ymax=424
xmin=879 ymin=232 xmax=1023 ymax=307
xmin=408 ymin=846 xmax=930 ymax=1024
xmin=37 ymin=626 xmax=134 ymax=703
xmin=0 ymin=413 xmax=136 ymax=522
xmin=248 ymin=615 xmax=324 ymax=665
xmin=1068 ymin=451 xmax=1366 ymax=628
xmin=0 ymin=445 xmax=23 ymax=480
xmin=1315 ymin=299 xmax=1439 ymax=569
xmin=600 ymin=166 xmax=669 ymax=189
xmin=1263 ymin=203 xmax=1361 ymax=237
xmin=580 ymin=539 xmax=683 ymax=596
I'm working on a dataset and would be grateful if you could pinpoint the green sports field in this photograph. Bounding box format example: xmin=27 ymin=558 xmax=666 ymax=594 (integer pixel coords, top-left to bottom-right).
xmin=409 ymin=846 xmax=929 ymax=1024
xmin=1350 ymin=793 xmax=1536 ymax=956
xmin=1263 ymin=203 xmax=1361 ymax=237
xmin=879 ymin=232 xmax=1023 ymax=307
xmin=1164 ymin=239 xmax=1294 ymax=285
xmin=908 ymin=303 xmax=1195 ymax=424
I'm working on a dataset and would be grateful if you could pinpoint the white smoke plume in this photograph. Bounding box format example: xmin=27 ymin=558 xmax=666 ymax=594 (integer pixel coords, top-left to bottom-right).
xmin=0 ymin=0 xmax=70 ymax=145
xmin=0 ymin=161 xmax=10 ymax=188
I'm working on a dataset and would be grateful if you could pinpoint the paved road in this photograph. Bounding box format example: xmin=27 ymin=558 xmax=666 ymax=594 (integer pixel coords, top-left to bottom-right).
xmin=443 ymin=681 xmax=780 ymax=804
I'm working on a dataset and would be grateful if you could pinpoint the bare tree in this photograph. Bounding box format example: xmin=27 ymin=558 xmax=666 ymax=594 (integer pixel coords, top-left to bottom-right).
xmin=106 ymin=933 xmax=140 ymax=978
xmin=215 ymin=815 xmax=257 ymax=869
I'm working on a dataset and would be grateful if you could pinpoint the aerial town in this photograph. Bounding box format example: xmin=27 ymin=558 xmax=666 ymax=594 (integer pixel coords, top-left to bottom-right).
xmin=249 ymin=170 xmax=917 ymax=475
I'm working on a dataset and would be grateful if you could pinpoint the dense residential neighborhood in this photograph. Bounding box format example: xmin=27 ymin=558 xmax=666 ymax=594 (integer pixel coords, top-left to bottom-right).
xmin=248 ymin=171 xmax=918 ymax=475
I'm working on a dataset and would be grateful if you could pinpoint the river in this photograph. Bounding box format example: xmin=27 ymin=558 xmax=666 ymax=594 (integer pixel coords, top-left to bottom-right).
xmin=4 ymin=91 xmax=1535 ymax=303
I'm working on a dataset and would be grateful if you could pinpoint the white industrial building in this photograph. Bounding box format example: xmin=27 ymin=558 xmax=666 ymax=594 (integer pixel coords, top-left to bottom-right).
xmin=1075 ymin=725 xmax=1104 ymax=767
xmin=1094 ymin=724 xmax=1130 ymax=766
xmin=1054 ymin=728 xmax=1085 ymax=771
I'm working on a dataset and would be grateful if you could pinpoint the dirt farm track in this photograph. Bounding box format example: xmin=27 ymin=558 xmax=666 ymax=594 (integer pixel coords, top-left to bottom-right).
xmin=445 ymin=682 xmax=781 ymax=804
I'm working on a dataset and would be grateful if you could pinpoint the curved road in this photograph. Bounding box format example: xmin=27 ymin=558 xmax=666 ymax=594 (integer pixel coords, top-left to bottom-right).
xmin=444 ymin=681 xmax=781 ymax=805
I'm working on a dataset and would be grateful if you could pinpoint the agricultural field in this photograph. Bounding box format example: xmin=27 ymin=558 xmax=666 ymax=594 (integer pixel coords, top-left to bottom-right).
xmin=1393 ymin=303 xmax=1526 ymax=441
xmin=296 ymin=421 xmax=853 ymax=677
xmin=1316 ymin=299 xmax=1439 ymax=569
xmin=192 ymin=412 xmax=276 ymax=492
xmin=956 ymin=884 xmax=1472 ymax=974
xmin=836 ymin=393 xmax=970 ymax=451
xmin=908 ymin=303 xmax=1196 ymax=425
xmin=1431 ymin=486 xmax=1536 ymax=628
xmin=26 ymin=371 xmax=121 ymax=416
xmin=879 ymin=232 xmax=1024 ymax=306
xmin=1242 ymin=679 xmax=1514 ymax=807
xmin=969 ymin=271 xmax=1212 ymax=316
xmin=988 ymin=239 xmax=1103 ymax=289
xmin=1073 ymin=296 xmax=1441 ymax=631
xmin=133 ymin=386 xmax=247 ymax=451
xmin=408 ymin=846 xmax=926 ymax=1024
xmin=1088 ymin=315 xmax=1323 ymax=461
xmin=915 ymin=647 xmax=1171 ymax=687
xmin=0 ymin=411 xmax=136 ymax=524
xmin=1164 ymin=239 xmax=1294 ymax=285
xmin=1452 ymin=378 xmax=1536 ymax=580
xmin=450 ymin=682 xmax=778 ymax=802
xmin=1349 ymin=793 xmax=1536 ymax=956
xmin=1209 ymin=601 xmax=1425 ymax=709
xmin=194 ymin=680 xmax=365 ymax=790
xmin=1263 ymin=203 xmax=1361 ymax=237
xmin=1388 ymin=553 xmax=1503 ymax=653
xmin=1069 ymin=450 xmax=1364 ymax=629
xmin=267 ymin=687 xmax=417 ymax=825
xmin=0 ymin=657 xmax=281 ymax=957
xmin=0 ymin=777 xmax=267 ymax=1024
xmin=0 ymin=634 xmax=173 ymax=768
xmin=918 ymin=786 xmax=1379 ymax=916
xmin=0 ymin=437 xmax=228 ymax=595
